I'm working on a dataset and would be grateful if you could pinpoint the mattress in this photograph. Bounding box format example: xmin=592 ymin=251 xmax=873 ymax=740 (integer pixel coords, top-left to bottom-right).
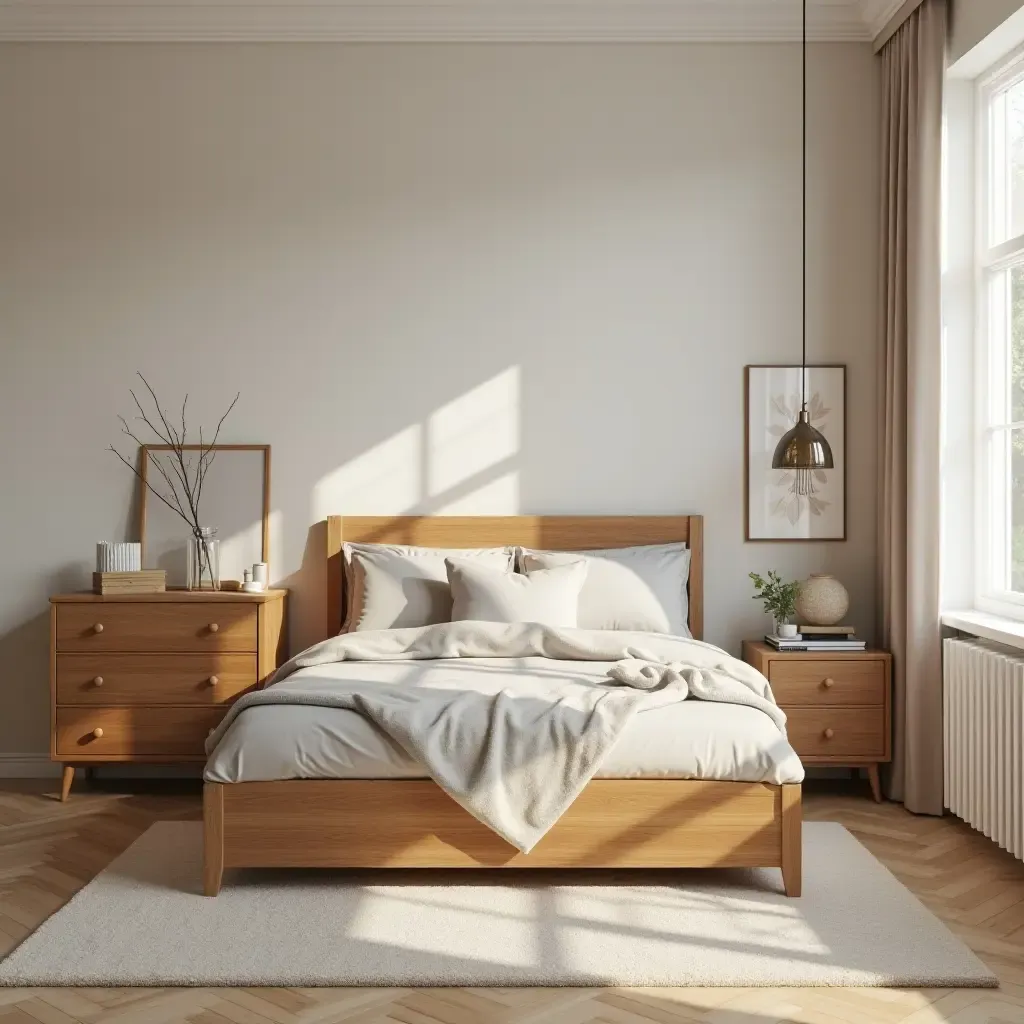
xmin=205 ymin=656 xmax=805 ymax=785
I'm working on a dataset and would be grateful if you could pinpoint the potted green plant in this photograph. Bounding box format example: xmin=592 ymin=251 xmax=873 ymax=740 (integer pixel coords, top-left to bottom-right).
xmin=749 ymin=570 xmax=802 ymax=638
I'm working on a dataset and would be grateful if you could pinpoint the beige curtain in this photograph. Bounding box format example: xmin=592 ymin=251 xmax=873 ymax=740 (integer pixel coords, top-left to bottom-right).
xmin=878 ymin=0 xmax=947 ymax=815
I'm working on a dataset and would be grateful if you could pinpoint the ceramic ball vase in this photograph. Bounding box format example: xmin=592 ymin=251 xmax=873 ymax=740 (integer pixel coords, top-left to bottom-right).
xmin=794 ymin=573 xmax=849 ymax=626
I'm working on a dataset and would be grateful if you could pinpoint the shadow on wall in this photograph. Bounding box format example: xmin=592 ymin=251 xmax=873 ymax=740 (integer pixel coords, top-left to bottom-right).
xmin=1 ymin=561 xmax=90 ymax=755
xmin=268 ymin=353 xmax=867 ymax=659
xmin=286 ymin=368 xmax=522 ymax=653
xmin=312 ymin=368 xmax=521 ymax=519
xmin=0 ymin=42 xmax=880 ymax=755
xmin=0 ymin=613 xmax=51 ymax=755
xmin=7 ymin=346 xmax=871 ymax=755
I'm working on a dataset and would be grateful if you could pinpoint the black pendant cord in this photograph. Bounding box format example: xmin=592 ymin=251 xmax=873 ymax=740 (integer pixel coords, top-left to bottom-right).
xmin=801 ymin=0 xmax=807 ymax=415
xmin=769 ymin=1 xmax=834 ymax=473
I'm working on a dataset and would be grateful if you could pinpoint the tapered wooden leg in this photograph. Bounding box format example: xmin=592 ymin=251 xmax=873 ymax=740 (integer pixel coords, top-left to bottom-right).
xmin=60 ymin=765 xmax=74 ymax=802
xmin=867 ymin=764 xmax=882 ymax=803
xmin=781 ymin=783 xmax=802 ymax=897
xmin=203 ymin=783 xmax=224 ymax=897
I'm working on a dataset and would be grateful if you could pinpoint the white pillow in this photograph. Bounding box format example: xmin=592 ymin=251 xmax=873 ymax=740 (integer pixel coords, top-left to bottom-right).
xmin=342 ymin=544 xmax=514 ymax=632
xmin=447 ymin=558 xmax=588 ymax=629
xmin=519 ymin=543 xmax=691 ymax=636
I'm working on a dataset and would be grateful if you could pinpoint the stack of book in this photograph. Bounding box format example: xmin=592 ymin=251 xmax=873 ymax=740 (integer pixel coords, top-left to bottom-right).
xmin=765 ymin=625 xmax=866 ymax=651
xmin=92 ymin=570 xmax=166 ymax=595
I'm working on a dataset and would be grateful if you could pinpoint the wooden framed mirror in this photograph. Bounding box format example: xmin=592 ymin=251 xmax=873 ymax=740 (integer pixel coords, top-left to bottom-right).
xmin=138 ymin=444 xmax=271 ymax=587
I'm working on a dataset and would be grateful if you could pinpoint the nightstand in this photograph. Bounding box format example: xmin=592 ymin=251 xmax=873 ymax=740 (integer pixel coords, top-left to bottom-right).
xmin=50 ymin=589 xmax=287 ymax=800
xmin=742 ymin=640 xmax=892 ymax=801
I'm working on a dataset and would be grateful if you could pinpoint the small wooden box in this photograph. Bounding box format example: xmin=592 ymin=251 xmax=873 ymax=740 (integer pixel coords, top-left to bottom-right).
xmin=92 ymin=570 xmax=166 ymax=595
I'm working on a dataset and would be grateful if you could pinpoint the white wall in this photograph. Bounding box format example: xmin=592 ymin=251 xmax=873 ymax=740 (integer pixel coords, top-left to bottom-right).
xmin=950 ymin=0 xmax=1024 ymax=64
xmin=0 ymin=43 xmax=879 ymax=759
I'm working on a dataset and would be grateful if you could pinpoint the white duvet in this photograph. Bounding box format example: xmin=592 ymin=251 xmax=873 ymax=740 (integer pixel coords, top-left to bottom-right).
xmin=205 ymin=622 xmax=798 ymax=852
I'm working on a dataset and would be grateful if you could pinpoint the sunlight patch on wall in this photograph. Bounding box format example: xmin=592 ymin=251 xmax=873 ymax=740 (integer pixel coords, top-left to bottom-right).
xmin=311 ymin=368 xmax=520 ymax=520
xmin=217 ymin=520 xmax=263 ymax=584
xmin=312 ymin=425 xmax=422 ymax=518
xmin=433 ymin=471 xmax=519 ymax=515
xmin=267 ymin=508 xmax=284 ymax=583
xmin=427 ymin=368 xmax=519 ymax=499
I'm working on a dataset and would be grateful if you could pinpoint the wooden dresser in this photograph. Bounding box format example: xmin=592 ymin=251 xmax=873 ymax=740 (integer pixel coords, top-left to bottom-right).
xmin=50 ymin=590 xmax=287 ymax=800
xmin=742 ymin=640 xmax=892 ymax=801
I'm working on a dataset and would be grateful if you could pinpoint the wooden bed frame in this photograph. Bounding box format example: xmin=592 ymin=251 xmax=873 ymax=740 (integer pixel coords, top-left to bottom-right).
xmin=203 ymin=515 xmax=802 ymax=897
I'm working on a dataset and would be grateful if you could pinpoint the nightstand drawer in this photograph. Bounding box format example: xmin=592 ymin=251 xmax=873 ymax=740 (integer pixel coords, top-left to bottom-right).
xmin=785 ymin=707 xmax=886 ymax=759
xmin=56 ymin=603 xmax=257 ymax=654
xmin=55 ymin=653 xmax=258 ymax=705
xmin=54 ymin=707 xmax=224 ymax=759
xmin=768 ymin=660 xmax=886 ymax=706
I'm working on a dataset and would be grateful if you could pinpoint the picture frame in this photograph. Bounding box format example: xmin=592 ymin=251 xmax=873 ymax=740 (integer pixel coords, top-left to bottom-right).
xmin=138 ymin=444 xmax=271 ymax=586
xmin=744 ymin=365 xmax=846 ymax=541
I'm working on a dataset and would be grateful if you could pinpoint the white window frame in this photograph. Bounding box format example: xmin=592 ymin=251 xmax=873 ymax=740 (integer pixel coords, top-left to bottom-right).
xmin=976 ymin=45 xmax=1024 ymax=619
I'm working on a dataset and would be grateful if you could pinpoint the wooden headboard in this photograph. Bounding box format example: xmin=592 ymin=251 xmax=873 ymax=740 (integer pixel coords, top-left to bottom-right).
xmin=325 ymin=515 xmax=703 ymax=641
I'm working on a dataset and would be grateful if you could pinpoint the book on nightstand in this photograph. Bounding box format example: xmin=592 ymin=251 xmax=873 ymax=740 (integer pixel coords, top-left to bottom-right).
xmin=765 ymin=632 xmax=866 ymax=651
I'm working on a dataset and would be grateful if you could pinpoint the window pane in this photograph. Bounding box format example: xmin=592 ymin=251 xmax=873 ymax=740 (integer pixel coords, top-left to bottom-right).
xmin=990 ymin=78 xmax=1024 ymax=244
xmin=987 ymin=266 xmax=1012 ymax=427
xmin=1011 ymin=79 xmax=1024 ymax=240
xmin=989 ymin=425 xmax=1024 ymax=595
xmin=1014 ymin=266 xmax=1024 ymax=423
xmin=1014 ymin=426 xmax=1024 ymax=592
xmin=984 ymin=264 xmax=1024 ymax=427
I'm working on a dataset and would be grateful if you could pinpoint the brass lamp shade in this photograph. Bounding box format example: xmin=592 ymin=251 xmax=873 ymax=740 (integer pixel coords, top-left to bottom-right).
xmin=771 ymin=409 xmax=834 ymax=470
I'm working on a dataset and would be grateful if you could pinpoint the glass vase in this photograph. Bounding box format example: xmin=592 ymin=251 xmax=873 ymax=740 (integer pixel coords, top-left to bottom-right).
xmin=187 ymin=527 xmax=221 ymax=591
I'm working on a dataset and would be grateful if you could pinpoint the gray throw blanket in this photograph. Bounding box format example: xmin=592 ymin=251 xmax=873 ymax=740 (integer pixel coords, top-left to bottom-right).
xmin=206 ymin=622 xmax=786 ymax=852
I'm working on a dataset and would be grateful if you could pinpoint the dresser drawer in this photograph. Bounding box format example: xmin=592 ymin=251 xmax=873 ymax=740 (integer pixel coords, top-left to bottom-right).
xmin=54 ymin=707 xmax=224 ymax=759
xmin=56 ymin=603 xmax=257 ymax=654
xmin=55 ymin=653 xmax=258 ymax=706
xmin=785 ymin=707 xmax=886 ymax=760
xmin=768 ymin=659 xmax=886 ymax=706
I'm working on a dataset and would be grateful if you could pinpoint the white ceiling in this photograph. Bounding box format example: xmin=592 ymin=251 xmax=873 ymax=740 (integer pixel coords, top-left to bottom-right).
xmin=0 ymin=0 xmax=903 ymax=43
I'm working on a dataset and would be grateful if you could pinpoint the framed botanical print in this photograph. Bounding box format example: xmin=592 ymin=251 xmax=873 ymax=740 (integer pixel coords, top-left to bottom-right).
xmin=745 ymin=365 xmax=846 ymax=541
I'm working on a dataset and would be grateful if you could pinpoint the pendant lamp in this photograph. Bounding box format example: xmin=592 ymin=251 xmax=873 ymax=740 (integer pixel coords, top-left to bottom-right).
xmin=771 ymin=0 xmax=834 ymax=490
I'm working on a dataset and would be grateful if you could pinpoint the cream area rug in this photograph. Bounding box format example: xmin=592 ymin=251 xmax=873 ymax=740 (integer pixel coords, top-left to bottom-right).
xmin=0 ymin=822 xmax=994 ymax=988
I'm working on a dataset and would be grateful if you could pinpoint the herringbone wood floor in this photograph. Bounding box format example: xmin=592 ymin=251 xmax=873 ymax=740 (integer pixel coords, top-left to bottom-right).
xmin=0 ymin=780 xmax=1020 ymax=1023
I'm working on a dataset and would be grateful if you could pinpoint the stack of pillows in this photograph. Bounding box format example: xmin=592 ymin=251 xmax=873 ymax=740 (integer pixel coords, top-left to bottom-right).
xmin=340 ymin=542 xmax=691 ymax=638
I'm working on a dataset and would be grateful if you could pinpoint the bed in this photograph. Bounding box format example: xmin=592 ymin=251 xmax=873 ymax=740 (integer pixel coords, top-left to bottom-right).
xmin=202 ymin=515 xmax=803 ymax=897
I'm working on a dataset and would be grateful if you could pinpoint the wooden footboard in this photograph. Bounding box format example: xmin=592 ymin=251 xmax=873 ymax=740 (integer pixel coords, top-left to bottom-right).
xmin=203 ymin=779 xmax=801 ymax=897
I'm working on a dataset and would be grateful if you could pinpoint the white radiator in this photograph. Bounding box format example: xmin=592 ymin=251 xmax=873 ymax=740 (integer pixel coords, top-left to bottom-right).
xmin=944 ymin=637 xmax=1024 ymax=860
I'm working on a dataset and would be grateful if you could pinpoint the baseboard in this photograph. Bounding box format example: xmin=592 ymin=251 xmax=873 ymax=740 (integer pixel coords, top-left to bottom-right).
xmin=92 ymin=764 xmax=203 ymax=780
xmin=0 ymin=757 xmax=202 ymax=779
xmin=0 ymin=755 xmax=60 ymax=778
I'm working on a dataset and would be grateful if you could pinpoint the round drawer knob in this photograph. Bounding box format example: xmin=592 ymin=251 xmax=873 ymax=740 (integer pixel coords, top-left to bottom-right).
xmin=822 ymin=727 xmax=835 ymax=740
xmin=91 ymin=727 xmax=104 ymax=740
xmin=92 ymin=676 xmax=104 ymax=687
xmin=823 ymin=677 xmax=835 ymax=689
xmin=92 ymin=623 xmax=104 ymax=634
xmin=208 ymin=623 xmax=220 ymax=633
xmin=207 ymin=675 xmax=219 ymax=687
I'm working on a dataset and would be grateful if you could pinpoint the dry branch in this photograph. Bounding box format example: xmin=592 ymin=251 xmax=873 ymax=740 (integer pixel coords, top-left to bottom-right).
xmin=109 ymin=373 xmax=241 ymax=540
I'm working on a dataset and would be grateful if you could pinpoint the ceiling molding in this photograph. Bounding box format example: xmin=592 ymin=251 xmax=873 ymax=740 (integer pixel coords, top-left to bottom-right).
xmin=0 ymin=1 xmax=876 ymax=43
xmin=857 ymin=0 xmax=907 ymax=39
